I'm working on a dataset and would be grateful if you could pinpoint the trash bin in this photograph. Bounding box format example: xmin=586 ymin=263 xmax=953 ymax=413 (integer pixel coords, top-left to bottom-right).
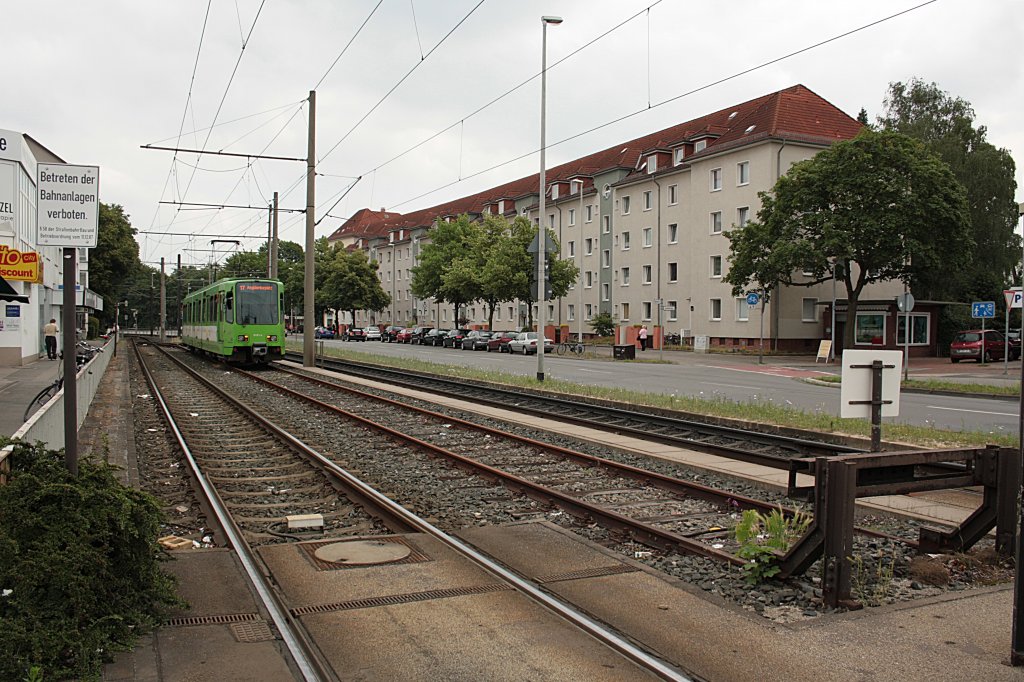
xmin=613 ymin=344 xmax=636 ymax=360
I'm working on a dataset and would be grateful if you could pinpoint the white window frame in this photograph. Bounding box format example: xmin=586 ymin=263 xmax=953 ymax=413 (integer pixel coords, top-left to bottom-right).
xmin=668 ymin=262 xmax=678 ymax=282
xmin=737 ymin=206 xmax=749 ymax=228
xmin=647 ymin=155 xmax=657 ymax=174
xmin=642 ymin=265 xmax=652 ymax=284
xmin=585 ymin=270 xmax=593 ymax=288
xmin=802 ymin=298 xmax=818 ymax=322
xmin=643 ymin=301 xmax=652 ymax=320
xmin=710 ymin=255 xmax=723 ymax=278
xmin=667 ymin=300 xmax=678 ymax=321
xmin=711 ymin=168 xmax=722 ymax=191
xmin=567 ymin=304 xmax=575 ymax=321
xmin=568 ymin=208 xmax=575 ymax=226
xmin=567 ymin=240 xmax=575 ymax=257
xmin=602 ymin=249 xmax=610 ymax=268
xmin=642 ymin=227 xmax=652 ymax=247
xmin=897 ymin=312 xmax=931 ymax=346
xmin=674 ymin=148 xmax=685 ymax=165
xmin=601 ymin=283 xmax=610 ymax=301
xmin=736 ymin=297 xmax=749 ymax=321
xmin=855 ymin=313 xmax=886 ymax=346
xmin=694 ymin=139 xmax=707 ymax=152
xmin=643 ymin=191 xmax=652 ymax=211
xmin=621 ymin=267 xmax=630 ymax=286
xmin=603 ymin=215 xmax=611 ymax=234
xmin=737 ymin=161 xmax=750 ymax=186
xmin=711 ymin=211 xmax=722 ymax=234
xmin=668 ymin=184 xmax=678 ymax=205
xmin=585 ymin=238 xmax=593 ymax=256
xmin=668 ymin=223 xmax=678 ymax=243
xmin=621 ymin=196 xmax=631 ymax=214
xmin=622 ymin=231 xmax=630 ymax=251
xmin=621 ymin=302 xmax=630 ymax=321
xmin=710 ymin=298 xmax=722 ymax=321
xmin=586 ymin=205 xmax=593 ymax=222
xmin=586 ymin=303 xmax=594 ymax=319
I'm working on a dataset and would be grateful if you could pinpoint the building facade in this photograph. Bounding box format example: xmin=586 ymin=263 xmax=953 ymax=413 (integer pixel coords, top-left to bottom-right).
xmin=329 ymin=85 xmax=919 ymax=352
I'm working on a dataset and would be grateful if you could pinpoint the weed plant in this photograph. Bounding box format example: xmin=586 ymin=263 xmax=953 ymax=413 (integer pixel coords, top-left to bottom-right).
xmin=734 ymin=507 xmax=812 ymax=584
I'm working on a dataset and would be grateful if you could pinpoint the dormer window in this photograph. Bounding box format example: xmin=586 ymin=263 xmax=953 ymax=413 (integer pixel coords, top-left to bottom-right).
xmin=647 ymin=155 xmax=657 ymax=174
xmin=498 ymin=200 xmax=505 ymax=213
xmin=674 ymin=148 xmax=685 ymax=165
xmin=551 ymin=184 xmax=559 ymax=200
xmin=694 ymin=140 xmax=707 ymax=152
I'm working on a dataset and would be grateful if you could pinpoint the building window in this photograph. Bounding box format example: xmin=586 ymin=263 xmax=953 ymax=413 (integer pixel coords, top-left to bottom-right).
xmin=601 ymin=283 xmax=610 ymax=301
xmin=568 ymin=304 xmax=575 ymax=321
xmin=711 ymin=168 xmax=722 ymax=191
xmin=736 ymin=298 xmax=749 ymax=321
xmin=586 ymin=303 xmax=594 ymax=319
xmin=567 ymin=240 xmax=575 ymax=257
xmin=603 ymin=215 xmax=611 ymax=234
xmin=737 ymin=206 xmax=749 ymax=228
xmin=586 ymin=205 xmax=593 ymax=222
xmin=642 ymin=227 xmax=652 ymax=247
xmin=621 ymin=196 xmax=631 ymax=214
xmin=643 ymin=191 xmax=652 ymax=210
xmin=602 ymin=249 xmax=610 ymax=267
xmin=647 ymin=155 xmax=657 ymax=174
xmin=694 ymin=139 xmax=707 ymax=152
xmin=668 ymin=223 xmax=678 ymax=243
xmin=802 ymin=298 xmax=818 ymax=322
xmin=621 ymin=267 xmax=630 ymax=285
xmin=586 ymin=270 xmax=593 ymax=288
xmin=710 ymin=298 xmax=722 ymax=321
xmin=643 ymin=301 xmax=652 ymax=320
xmin=622 ymin=302 xmax=630 ymax=320
xmin=642 ymin=265 xmax=652 ymax=284
xmin=668 ymin=262 xmax=678 ymax=282
xmin=668 ymin=184 xmax=678 ymax=205
xmin=710 ymin=255 xmax=723 ymax=278
xmin=551 ymin=185 xmax=559 ymax=200
xmin=569 ymin=208 xmax=575 ymax=226
xmin=622 ymin=231 xmax=630 ymax=250
xmin=674 ymin=148 xmax=685 ymax=165
xmin=548 ymin=304 xmax=555 ymax=321
xmin=737 ymin=161 xmax=750 ymax=186
xmin=585 ymin=238 xmax=593 ymax=255
xmin=667 ymin=300 xmax=678 ymax=321
xmin=509 ymin=305 xmax=514 ymax=320
xmin=855 ymin=313 xmax=885 ymax=345
xmin=711 ymin=211 xmax=722 ymax=234
xmin=897 ymin=313 xmax=930 ymax=345
xmin=548 ymin=214 xmax=555 ymax=228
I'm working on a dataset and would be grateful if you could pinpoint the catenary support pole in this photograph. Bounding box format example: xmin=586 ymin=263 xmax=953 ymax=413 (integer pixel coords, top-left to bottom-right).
xmin=303 ymin=91 xmax=316 ymax=367
xmin=62 ymin=247 xmax=78 ymax=475
xmin=271 ymin=191 xmax=279 ymax=279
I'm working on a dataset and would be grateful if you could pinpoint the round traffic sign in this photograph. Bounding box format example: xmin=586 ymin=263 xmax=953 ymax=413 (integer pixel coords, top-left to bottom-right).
xmin=746 ymin=292 xmax=760 ymax=306
xmin=896 ymin=293 xmax=915 ymax=313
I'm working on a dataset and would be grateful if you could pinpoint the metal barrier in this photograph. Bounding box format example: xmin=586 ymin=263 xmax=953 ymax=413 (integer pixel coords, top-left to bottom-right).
xmin=0 ymin=334 xmax=116 ymax=479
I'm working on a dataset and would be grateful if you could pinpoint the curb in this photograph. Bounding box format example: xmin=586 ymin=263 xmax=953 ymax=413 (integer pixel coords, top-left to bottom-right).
xmin=800 ymin=377 xmax=1020 ymax=402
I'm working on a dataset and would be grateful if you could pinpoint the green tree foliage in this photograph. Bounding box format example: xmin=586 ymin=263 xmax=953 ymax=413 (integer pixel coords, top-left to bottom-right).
xmin=221 ymin=248 xmax=269 ymax=278
xmin=320 ymin=244 xmax=390 ymax=327
xmin=879 ymin=79 xmax=1020 ymax=303
xmin=725 ymin=129 xmax=971 ymax=349
xmin=0 ymin=440 xmax=181 ymax=680
xmin=588 ymin=311 xmax=615 ymax=337
xmin=411 ymin=216 xmax=483 ymax=325
xmin=90 ymin=203 xmax=141 ymax=323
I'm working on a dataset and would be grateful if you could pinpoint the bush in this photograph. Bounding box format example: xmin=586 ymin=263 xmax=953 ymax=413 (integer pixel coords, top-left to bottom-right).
xmin=0 ymin=440 xmax=182 ymax=680
xmin=588 ymin=312 xmax=615 ymax=337
xmin=87 ymin=315 xmax=101 ymax=340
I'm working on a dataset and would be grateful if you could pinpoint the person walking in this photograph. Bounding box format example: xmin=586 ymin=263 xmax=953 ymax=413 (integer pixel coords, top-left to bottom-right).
xmin=43 ymin=318 xmax=59 ymax=360
xmin=638 ymin=324 xmax=648 ymax=351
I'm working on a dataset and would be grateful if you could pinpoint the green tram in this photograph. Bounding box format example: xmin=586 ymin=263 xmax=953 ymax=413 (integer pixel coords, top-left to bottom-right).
xmin=181 ymin=278 xmax=285 ymax=364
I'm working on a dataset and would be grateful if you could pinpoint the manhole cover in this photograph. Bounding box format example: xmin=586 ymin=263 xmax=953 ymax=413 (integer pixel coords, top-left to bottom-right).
xmin=314 ymin=539 xmax=412 ymax=565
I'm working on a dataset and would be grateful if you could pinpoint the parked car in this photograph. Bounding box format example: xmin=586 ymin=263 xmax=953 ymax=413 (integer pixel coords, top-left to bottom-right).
xmin=950 ymin=330 xmax=1008 ymax=363
xmin=1007 ymin=331 xmax=1022 ymax=360
xmin=381 ymin=325 xmax=404 ymax=342
xmin=461 ymin=330 xmax=493 ymax=350
xmin=422 ymin=328 xmax=451 ymax=346
xmin=342 ymin=327 xmax=366 ymax=341
xmin=486 ymin=331 xmax=518 ymax=353
xmin=313 ymin=326 xmax=335 ymax=339
xmin=508 ymin=331 xmax=554 ymax=355
xmin=363 ymin=326 xmax=382 ymax=341
xmin=410 ymin=326 xmax=434 ymax=344
xmin=395 ymin=328 xmax=415 ymax=343
xmin=442 ymin=328 xmax=471 ymax=348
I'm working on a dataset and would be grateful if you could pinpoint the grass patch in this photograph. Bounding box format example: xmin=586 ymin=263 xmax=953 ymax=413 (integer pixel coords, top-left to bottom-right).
xmin=815 ymin=374 xmax=1020 ymax=398
xmin=291 ymin=341 xmax=1018 ymax=449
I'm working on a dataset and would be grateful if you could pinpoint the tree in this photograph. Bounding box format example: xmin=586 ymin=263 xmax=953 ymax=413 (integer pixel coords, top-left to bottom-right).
xmin=320 ymin=245 xmax=390 ymax=328
xmin=879 ymin=79 xmax=1020 ymax=304
xmin=725 ymin=128 xmax=971 ymax=350
xmin=588 ymin=312 xmax=615 ymax=337
xmin=411 ymin=216 xmax=482 ymax=325
xmin=90 ymin=203 xmax=141 ymax=323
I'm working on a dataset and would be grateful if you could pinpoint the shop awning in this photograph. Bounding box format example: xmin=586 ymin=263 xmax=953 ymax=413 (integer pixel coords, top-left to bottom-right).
xmin=0 ymin=274 xmax=29 ymax=303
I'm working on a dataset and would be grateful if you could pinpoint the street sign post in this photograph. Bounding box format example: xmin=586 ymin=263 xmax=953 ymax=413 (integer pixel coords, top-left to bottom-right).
xmin=972 ymin=301 xmax=996 ymax=367
xmin=37 ymin=162 xmax=100 ymax=476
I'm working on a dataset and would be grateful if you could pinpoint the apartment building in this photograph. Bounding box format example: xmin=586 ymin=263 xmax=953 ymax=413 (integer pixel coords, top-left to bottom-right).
xmin=329 ymin=85 xmax=921 ymax=353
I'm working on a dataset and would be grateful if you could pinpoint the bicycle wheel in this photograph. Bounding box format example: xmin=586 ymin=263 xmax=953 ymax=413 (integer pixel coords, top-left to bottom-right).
xmin=571 ymin=343 xmax=584 ymax=357
xmin=23 ymin=381 xmax=60 ymax=422
xmin=555 ymin=343 xmax=567 ymax=356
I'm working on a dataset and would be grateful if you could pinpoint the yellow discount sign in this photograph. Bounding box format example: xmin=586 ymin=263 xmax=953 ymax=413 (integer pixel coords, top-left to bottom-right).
xmin=0 ymin=245 xmax=42 ymax=283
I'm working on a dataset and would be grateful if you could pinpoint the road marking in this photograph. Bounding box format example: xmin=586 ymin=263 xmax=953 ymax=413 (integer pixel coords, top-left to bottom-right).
xmin=700 ymin=381 xmax=760 ymax=390
xmin=927 ymin=405 xmax=1018 ymax=417
xmin=575 ymin=367 xmax=611 ymax=374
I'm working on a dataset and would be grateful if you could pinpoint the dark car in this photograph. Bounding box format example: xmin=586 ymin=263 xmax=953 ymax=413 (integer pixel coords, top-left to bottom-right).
xmin=1007 ymin=331 xmax=1022 ymax=360
xmin=486 ymin=331 xmax=518 ymax=353
xmin=442 ymin=328 xmax=471 ymax=348
xmin=313 ymin=326 xmax=335 ymax=339
xmin=422 ymin=328 xmax=450 ymax=346
xmin=950 ymin=330 xmax=1007 ymax=363
xmin=461 ymin=330 xmax=493 ymax=350
xmin=410 ymin=326 xmax=434 ymax=344
xmin=395 ymin=328 xmax=415 ymax=343
xmin=342 ymin=326 xmax=366 ymax=341
xmin=382 ymin=325 xmax=404 ymax=342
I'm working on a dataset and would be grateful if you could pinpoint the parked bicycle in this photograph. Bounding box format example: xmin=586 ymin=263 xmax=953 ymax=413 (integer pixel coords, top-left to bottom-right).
xmin=23 ymin=342 xmax=103 ymax=422
xmin=555 ymin=340 xmax=585 ymax=357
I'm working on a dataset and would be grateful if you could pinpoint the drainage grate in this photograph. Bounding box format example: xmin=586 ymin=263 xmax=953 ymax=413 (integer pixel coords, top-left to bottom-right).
xmin=291 ymin=583 xmax=511 ymax=617
xmin=537 ymin=563 xmax=639 ymax=583
xmin=298 ymin=536 xmax=431 ymax=571
xmin=230 ymin=620 xmax=276 ymax=643
xmin=165 ymin=613 xmax=261 ymax=627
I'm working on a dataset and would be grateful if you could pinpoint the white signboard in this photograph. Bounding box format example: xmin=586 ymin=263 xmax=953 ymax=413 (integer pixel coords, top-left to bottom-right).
xmin=37 ymin=163 xmax=100 ymax=247
xmin=840 ymin=349 xmax=902 ymax=419
xmin=694 ymin=335 xmax=709 ymax=353
xmin=1004 ymin=288 xmax=1022 ymax=310
xmin=0 ymin=161 xmax=14 ymax=235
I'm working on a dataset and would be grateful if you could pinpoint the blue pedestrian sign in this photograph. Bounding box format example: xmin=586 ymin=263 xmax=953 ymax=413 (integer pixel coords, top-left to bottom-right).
xmin=971 ymin=301 xmax=996 ymax=319
xmin=746 ymin=292 xmax=760 ymax=306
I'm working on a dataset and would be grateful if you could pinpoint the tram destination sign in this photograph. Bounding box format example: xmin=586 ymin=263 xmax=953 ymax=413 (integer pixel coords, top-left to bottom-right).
xmin=37 ymin=163 xmax=100 ymax=248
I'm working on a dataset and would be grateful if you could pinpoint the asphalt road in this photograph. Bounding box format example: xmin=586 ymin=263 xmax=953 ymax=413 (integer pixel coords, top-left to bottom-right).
xmin=313 ymin=338 xmax=1021 ymax=437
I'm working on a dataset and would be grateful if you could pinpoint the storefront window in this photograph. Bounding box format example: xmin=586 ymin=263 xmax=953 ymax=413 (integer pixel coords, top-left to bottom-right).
xmin=855 ymin=313 xmax=885 ymax=345
xmin=897 ymin=314 xmax=929 ymax=345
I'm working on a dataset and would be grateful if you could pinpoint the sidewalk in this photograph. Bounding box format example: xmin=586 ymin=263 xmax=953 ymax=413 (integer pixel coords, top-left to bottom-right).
xmin=0 ymin=355 xmax=64 ymax=438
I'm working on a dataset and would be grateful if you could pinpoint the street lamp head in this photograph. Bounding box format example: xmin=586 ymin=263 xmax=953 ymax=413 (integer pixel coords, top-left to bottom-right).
xmin=541 ymin=15 xmax=563 ymax=24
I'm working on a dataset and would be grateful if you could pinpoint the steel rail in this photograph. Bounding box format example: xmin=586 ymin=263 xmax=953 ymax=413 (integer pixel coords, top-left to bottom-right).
xmin=133 ymin=343 xmax=330 ymax=682
xmin=157 ymin=345 xmax=693 ymax=680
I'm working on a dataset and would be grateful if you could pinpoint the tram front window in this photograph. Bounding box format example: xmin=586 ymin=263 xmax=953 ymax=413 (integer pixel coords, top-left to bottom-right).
xmin=236 ymin=282 xmax=279 ymax=325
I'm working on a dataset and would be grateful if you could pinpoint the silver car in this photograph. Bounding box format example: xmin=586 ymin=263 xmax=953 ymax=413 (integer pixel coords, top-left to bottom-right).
xmin=507 ymin=331 xmax=554 ymax=355
xmin=363 ymin=326 xmax=382 ymax=341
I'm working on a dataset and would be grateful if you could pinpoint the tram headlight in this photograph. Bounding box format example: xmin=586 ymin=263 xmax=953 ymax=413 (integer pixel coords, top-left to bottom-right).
xmin=267 ymin=335 xmax=278 ymax=342
xmin=237 ymin=335 xmax=249 ymax=342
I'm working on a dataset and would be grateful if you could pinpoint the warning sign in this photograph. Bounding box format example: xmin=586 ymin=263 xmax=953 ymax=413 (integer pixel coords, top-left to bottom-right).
xmin=37 ymin=163 xmax=100 ymax=248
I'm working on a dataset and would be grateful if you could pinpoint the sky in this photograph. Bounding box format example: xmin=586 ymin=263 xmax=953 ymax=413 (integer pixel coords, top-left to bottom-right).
xmin=3 ymin=0 xmax=1022 ymax=271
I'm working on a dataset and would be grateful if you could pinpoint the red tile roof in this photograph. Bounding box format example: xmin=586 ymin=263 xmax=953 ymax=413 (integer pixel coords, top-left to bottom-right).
xmin=329 ymin=84 xmax=860 ymax=241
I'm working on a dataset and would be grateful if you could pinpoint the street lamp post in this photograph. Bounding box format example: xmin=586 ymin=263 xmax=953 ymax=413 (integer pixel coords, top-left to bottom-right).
xmin=536 ymin=14 xmax=562 ymax=382
xmin=1011 ymin=201 xmax=1024 ymax=665
xmin=574 ymin=179 xmax=584 ymax=344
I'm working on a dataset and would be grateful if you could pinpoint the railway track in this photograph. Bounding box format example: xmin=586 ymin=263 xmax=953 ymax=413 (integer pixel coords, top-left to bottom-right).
xmin=135 ymin=341 xmax=692 ymax=680
xmin=283 ymin=352 xmax=865 ymax=478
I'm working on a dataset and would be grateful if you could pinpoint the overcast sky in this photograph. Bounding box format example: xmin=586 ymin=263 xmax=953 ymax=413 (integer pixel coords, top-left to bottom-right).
xmin=4 ymin=0 xmax=1022 ymax=270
